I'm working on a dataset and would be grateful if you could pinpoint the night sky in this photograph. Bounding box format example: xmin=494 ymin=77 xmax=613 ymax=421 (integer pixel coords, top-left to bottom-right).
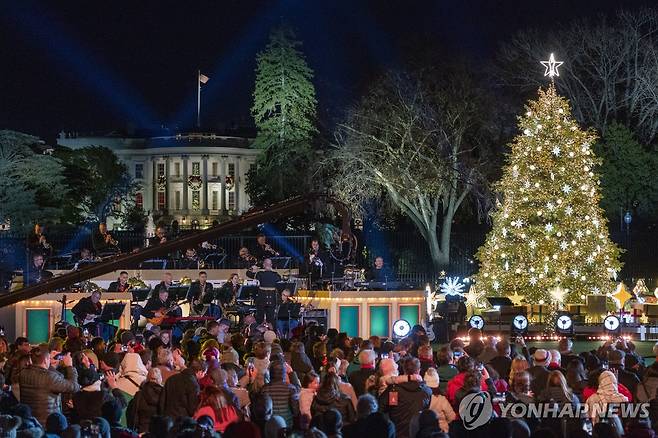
xmin=1 ymin=0 xmax=655 ymax=142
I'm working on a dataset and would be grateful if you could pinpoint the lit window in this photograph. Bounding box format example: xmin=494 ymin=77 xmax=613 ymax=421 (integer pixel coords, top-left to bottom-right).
xmin=228 ymin=191 xmax=236 ymax=211
xmin=228 ymin=163 xmax=235 ymax=178
xmin=135 ymin=163 xmax=144 ymax=179
xmin=157 ymin=163 xmax=165 ymax=177
xmin=212 ymin=191 xmax=218 ymax=210
xmin=175 ymin=191 xmax=181 ymax=210
xmin=174 ymin=163 xmax=180 ymax=177
xmin=192 ymin=162 xmax=200 ymax=176
xmin=212 ymin=162 xmax=218 ymax=177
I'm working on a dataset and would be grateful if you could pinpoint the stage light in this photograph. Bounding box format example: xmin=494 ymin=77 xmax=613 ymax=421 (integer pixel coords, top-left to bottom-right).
xmin=392 ymin=319 xmax=411 ymax=338
xmin=511 ymin=314 xmax=529 ymax=335
xmin=555 ymin=313 xmax=574 ymax=336
xmin=468 ymin=315 xmax=485 ymax=330
xmin=603 ymin=315 xmax=621 ymax=334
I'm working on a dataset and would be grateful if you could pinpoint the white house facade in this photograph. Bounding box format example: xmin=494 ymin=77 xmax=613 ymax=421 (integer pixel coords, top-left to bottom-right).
xmin=57 ymin=132 xmax=259 ymax=228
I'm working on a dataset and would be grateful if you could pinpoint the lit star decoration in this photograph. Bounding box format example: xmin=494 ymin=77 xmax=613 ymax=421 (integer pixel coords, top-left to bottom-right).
xmin=465 ymin=284 xmax=487 ymax=309
xmin=439 ymin=277 xmax=465 ymax=296
xmin=475 ymin=83 xmax=621 ymax=317
xmin=541 ymin=53 xmax=564 ymax=78
xmin=509 ymin=291 xmax=525 ymax=306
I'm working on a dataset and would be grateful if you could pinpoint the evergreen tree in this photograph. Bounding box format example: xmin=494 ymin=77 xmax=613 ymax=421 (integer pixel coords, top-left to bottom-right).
xmin=476 ymin=85 xmax=621 ymax=307
xmin=248 ymin=25 xmax=317 ymax=205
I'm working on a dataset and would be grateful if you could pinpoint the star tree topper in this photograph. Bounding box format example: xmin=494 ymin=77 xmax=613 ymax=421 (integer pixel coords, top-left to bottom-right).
xmin=541 ymin=53 xmax=563 ymax=78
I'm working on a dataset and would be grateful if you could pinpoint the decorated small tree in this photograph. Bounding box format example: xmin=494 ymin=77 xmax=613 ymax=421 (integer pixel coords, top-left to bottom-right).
xmin=476 ymin=59 xmax=621 ymax=309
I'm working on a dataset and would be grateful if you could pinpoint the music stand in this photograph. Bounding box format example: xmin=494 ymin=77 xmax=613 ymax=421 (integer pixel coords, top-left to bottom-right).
xmin=99 ymin=302 xmax=126 ymax=322
xmin=270 ymin=256 xmax=291 ymax=269
xmin=131 ymin=288 xmax=150 ymax=302
xmin=169 ymin=285 xmax=190 ymax=301
xmin=237 ymin=285 xmax=259 ymax=302
xmin=280 ymin=302 xmax=302 ymax=319
xmin=276 ymin=281 xmax=297 ymax=296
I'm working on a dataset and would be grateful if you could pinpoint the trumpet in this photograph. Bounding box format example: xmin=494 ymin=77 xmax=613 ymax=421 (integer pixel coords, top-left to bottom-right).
xmin=103 ymin=233 xmax=119 ymax=247
xmin=264 ymin=244 xmax=280 ymax=256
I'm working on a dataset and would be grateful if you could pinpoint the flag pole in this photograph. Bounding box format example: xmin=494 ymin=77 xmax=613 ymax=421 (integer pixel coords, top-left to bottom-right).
xmin=196 ymin=69 xmax=201 ymax=129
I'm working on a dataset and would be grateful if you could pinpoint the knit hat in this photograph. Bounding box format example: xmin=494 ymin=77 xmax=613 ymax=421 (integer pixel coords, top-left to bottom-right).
xmin=424 ymin=368 xmax=440 ymax=389
xmin=0 ymin=415 xmax=21 ymax=438
xmin=45 ymin=413 xmax=67 ymax=434
xmin=221 ymin=348 xmax=240 ymax=366
xmin=77 ymin=366 xmax=101 ymax=388
xmin=263 ymin=330 xmax=277 ymax=344
xmin=533 ymin=349 xmax=551 ymax=367
xmin=203 ymin=347 xmax=220 ymax=361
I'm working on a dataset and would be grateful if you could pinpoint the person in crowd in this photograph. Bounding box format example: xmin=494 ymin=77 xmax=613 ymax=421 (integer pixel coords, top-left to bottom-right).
xmin=260 ymin=358 xmax=300 ymax=427
xmin=558 ymin=338 xmax=579 ymax=368
xmin=159 ymin=358 xmax=207 ymax=418
xmin=326 ymin=356 xmax=357 ymax=407
xmin=311 ymin=372 xmax=356 ymax=426
xmin=71 ymin=362 xmax=116 ymax=422
xmin=538 ymin=370 xmax=580 ymax=405
xmin=348 ymin=349 xmax=376 ymax=397
xmin=410 ymin=409 xmax=444 ymax=438
xmin=608 ymin=349 xmax=640 ymax=399
xmin=418 ymin=344 xmax=435 ymax=376
xmin=342 ymin=393 xmax=395 ymax=438
xmin=193 ymin=384 xmax=241 ymax=433
xmin=479 ymin=336 xmax=498 ymax=364
xmin=435 ymin=347 xmax=458 ymax=394
xmin=299 ymin=371 xmax=320 ymax=420
xmin=290 ymin=341 xmax=314 ymax=377
xmin=108 ymin=271 xmax=130 ymax=292
xmin=547 ymin=349 xmax=565 ymax=373
xmin=128 ymin=368 xmax=163 ymax=433
xmin=489 ymin=339 xmax=512 ymax=382
xmin=101 ymin=398 xmax=137 ymax=437
xmin=115 ymin=352 xmax=148 ymax=399
xmin=509 ymin=371 xmax=534 ymax=404
xmin=317 ymin=408 xmax=343 ymax=438
xmin=509 ymin=355 xmax=530 ymax=381
xmin=565 ymin=359 xmax=588 ymax=401
xmin=225 ymin=368 xmax=250 ymax=414
xmin=424 ymin=367 xmax=456 ymax=433
xmin=19 ymin=346 xmax=81 ymax=425
xmin=528 ymin=349 xmax=551 ymax=397
xmin=585 ymin=370 xmax=628 ymax=428
xmin=446 ymin=356 xmax=489 ymax=406
xmin=379 ymin=357 xmax=432 ymax=438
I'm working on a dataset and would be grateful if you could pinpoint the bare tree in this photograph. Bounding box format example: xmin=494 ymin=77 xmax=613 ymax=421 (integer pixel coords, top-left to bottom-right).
xmin=496 ymin=9 xmax=658 ymax=143
xmin=328 ymin=69 xmax=489 ymax=270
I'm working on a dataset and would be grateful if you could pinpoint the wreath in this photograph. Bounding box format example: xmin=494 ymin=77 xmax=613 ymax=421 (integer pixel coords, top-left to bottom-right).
xmin=225 ymin=175 xmax=235 ymax=191
xmin=157 ymin=175 xmax=167 ymax=190
xmin=188 ymin=175 xmax=203 ymax=190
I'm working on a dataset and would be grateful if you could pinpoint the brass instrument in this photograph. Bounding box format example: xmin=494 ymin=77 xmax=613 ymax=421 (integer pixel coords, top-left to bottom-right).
xmin=264 ymin=243 xmax=280 ymax=257
xmin=179 ymin=276 xmax=192 ymax=286
xmin=127 ymin=277 xmax=147 ymax=289
xmin=82 ymin=281 xmax=103 ymax=294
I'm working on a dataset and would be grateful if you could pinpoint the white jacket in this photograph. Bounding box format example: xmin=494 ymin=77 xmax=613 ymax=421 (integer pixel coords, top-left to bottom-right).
xmin=115 ymin=353 xmax=148 ymax=396
xmin=429 ymin=393 xmax=456 ymax=433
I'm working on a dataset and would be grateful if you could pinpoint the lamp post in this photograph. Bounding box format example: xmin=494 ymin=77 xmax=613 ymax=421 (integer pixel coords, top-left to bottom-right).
xmin=624 ymin=211 xmax=632 ymax=235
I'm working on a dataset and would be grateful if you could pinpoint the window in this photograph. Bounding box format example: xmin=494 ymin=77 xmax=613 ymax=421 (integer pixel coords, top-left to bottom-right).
xmin=157 ymin=163 xmax=165 ymax=177
xmin=157 ymin=191 xmax=165 ymax=210
xmin=212 ymin=191 xmax=218 ymax=210
xmin=192 ymin=162 xmax=200 ymax=176
xmin=212 ymin=162 xmax=218 ymax=177
xmin=174 ymin=162 xmax=180 ymax=177
xmin=135 ymin=193 xmax=143 ymax=210
xmin=175 ymin=191 xmax=181 ymax=210
xmin=192 ymin=190 xmax=200 ymax=210
xmin=228 ymin=191 xmax=236 ymax=211
xmin=228 ymin=163 xmax=235 ymax=178
xmin=135 ymin=163 xmax=144 ymax=179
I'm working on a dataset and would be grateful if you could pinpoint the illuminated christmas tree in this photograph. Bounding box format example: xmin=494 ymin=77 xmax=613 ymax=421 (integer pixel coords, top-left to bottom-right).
xmin=476 ymin=61 xmax=621 ymax=307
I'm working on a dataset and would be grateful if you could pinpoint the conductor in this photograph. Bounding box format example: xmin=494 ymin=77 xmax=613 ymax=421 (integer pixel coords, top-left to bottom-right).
xmin=246 ymin=258 xmax=281 ymax=325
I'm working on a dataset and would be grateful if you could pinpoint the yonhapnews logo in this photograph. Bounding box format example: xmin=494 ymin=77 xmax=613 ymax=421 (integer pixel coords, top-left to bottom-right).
xmin=459 ymin=392 xmax=493 ymax=430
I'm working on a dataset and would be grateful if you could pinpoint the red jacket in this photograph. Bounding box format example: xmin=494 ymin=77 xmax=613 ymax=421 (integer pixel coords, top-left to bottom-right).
xmin=446 ymin=372 xmax=488 ymax=406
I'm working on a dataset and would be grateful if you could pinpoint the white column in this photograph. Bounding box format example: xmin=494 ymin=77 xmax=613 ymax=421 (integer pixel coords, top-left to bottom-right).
xmin=182 ymin=155 xmax=189 ymax=213
xmin=202 ymin=155 xmax=209 ymax=214
xmin=234 ymin=158 xmax=240 ymax=212
xmin=220 ymin=156 xmax=227 ymax=214
xmin=164 ymin=156 xmax=171 ymax=214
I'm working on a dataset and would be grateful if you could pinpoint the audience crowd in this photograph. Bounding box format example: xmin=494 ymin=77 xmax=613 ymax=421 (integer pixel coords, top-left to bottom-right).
xmin=1 ymin=323 xmax=658 ymax=438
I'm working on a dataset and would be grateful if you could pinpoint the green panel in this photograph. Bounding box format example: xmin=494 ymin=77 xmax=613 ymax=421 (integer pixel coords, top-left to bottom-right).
xmin=65 ymin=310 xmax=76 ymax=325
xmin=26 ymin=309 xmax=50 ymax=344
xmin=370 ymin=305 xmax=390 ymax=338
xmin=339 ymin=306 xmax=359 ymax=337
xmin=400 ymin=305 xmax=420 ymax=327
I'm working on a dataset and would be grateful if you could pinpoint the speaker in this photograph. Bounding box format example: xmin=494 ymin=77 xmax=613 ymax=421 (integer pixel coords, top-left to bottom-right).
xmin=303 ymin=309 xmax=328 ymax=328
xmin=586 ymin=295 xmax=607 ymax=315
xmin=644 ymin=304 xmax=658 ymax=317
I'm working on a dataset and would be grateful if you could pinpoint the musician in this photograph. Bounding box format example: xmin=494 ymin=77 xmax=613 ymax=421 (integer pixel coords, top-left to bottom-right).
xmin=108 ymin=271 xmax=130 ymax=292
xmin=93 ymin=223 xmax=119 ymax=256
xmin=217 ymin=273 xmax=240 ymax=309
xmin=148 ymin=226 xmax=168 ymax=247
xmin=188 ymin=271 xmax=219 ymax=318
xmin=143 ymin=287 xmax=181 ymax=322
xmin=71 ymin=290 xmax=102 ymax=330
xmin=24 ymin=253 xmax=53 ymax=285
xmin=252 ymin=234 xmax=279 ymax=262
xmin=179 ymin=248 xmax=200 ymax=269
xmin=73 ymin=248 xmax=99 ymax=270
xmin=26 ymin=223 xmax=52 ymax=256
xmin=276 ymin=289 xmax=299 ymax=339
xmin=236 ymin=246 xmax=258 ymax=269
xmin=153 ymin=272 xmax=173 ymax=296
xmin=246 ymin=258 xmax=281 ymax=325
xmin=365 ymin=256 xmax=395 ymax=283
xmin=304 ymin=239 xmax=329 ymax=286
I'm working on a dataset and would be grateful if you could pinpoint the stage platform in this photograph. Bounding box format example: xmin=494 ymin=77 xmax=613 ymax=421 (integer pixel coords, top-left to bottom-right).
xmin=0 ymin=288 xmax=427 ymax=343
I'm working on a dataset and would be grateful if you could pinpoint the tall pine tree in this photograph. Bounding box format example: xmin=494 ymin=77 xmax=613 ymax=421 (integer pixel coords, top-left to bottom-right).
xmin=248 ymin=25 xmax=317 ymax=205
xmin=476 ymin=85 xmax=621 ymax=307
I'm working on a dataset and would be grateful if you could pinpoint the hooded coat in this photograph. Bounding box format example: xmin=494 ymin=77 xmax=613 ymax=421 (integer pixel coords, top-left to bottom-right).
xmin=379 ymin=380 xmax=432 ymax=438
xmin=585 ymin=371 xmax=629 ymax=425
xmin=115 ymin=353 xmax=148 ymax=397
xmin=128 ymin=381 xmax=163 ymax=433
xmin=310 ymin=386 xmax=357 ymax=425
xmin=260 ymin=361 xmax=299 ymax=427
